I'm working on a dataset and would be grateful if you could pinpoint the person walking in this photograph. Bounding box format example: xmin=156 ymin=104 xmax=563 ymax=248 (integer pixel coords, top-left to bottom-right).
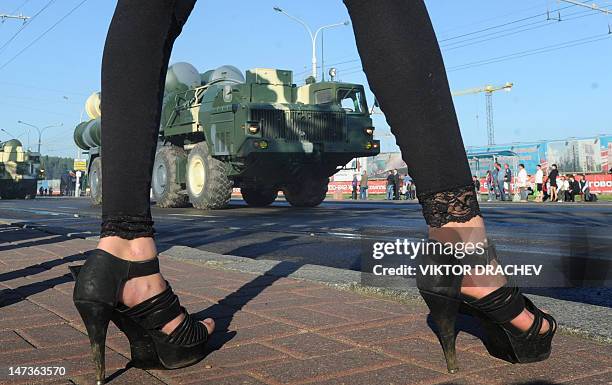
xmin=351 ymin=174 xmax=359 ymax=200
xmin=359 ymin=170 xmax=368 ymax=200
xmin=517 ymin=164 xmax=528 ymax=202
xmin=534 ymin=164 xmax=544 ymax=202
xmin=386 ymin=170 xmax=395 ymax=200
xmin=71 ymin=1 xmax=555 ymax=382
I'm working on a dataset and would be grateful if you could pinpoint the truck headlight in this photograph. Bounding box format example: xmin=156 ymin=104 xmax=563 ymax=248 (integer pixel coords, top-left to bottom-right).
xmin=248 ymin=124 xmax=260 ymax=134
xmin=253 ymin=140 xmax=269 ymax=149
xmin=365 ymin=141 xmax=379 ymax=150
xmin=364 ymin=127 xmax=375 ymax=136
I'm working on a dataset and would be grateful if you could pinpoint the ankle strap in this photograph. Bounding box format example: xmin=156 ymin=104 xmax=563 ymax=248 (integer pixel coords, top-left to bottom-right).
xmin=127 ymin=258 xmax=160 ymax=279
xmin=90 ymin=249 xmax=160 ymax=279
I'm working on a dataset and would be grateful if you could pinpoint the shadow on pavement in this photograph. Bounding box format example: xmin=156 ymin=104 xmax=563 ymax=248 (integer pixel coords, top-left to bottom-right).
xmin=192 ymin=260 xmax=300 ymax=354
xmin=0 ymin=252 xmax=86 ymax=307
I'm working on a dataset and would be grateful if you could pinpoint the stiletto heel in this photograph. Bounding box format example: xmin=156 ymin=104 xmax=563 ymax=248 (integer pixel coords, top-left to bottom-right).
xmin=70 ymin=249 xmax=211 ymax=381
xmin=73 ymin=301 xmax=113 ymax=385
xmin=419 ymin=291 xmax=461 ymax=373
xmin=417 ymin=240 xmax=556 ymax=373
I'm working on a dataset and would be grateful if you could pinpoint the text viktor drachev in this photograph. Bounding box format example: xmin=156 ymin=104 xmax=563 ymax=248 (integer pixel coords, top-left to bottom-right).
xmin=369 ymin=239 xmax=543 ymax=277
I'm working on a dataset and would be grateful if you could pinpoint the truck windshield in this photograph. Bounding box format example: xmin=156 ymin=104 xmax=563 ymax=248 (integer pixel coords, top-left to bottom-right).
xmin=337 ymin=88 xmax=365 ymax=113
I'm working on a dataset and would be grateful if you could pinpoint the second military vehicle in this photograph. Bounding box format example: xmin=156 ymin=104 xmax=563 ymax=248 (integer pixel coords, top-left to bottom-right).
xmin=75 ymin=63 xmax=379 ymax=208
xmin=0 ymin=139 xmax=41 ymax=199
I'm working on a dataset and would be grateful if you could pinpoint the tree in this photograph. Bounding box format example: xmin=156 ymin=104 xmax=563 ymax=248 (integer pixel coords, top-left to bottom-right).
xmin=40 ymin=155 xmax=73 ymax=180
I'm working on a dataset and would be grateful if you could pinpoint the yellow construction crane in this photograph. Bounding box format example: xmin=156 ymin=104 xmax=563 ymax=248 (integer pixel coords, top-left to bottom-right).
xmin=452 ymin=82 xmax=513 ymax=146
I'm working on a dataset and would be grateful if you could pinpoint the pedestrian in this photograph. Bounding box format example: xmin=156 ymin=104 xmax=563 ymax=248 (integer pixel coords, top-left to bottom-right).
xmin=472 ymin=175 xmax=481 ymax=202
xmin=39 ymin=186 xmax=44 ymax=196
xmin=579 ymin=174 xmax=591 ymax=202
xmin=504 ymin=163 xmax=513 ymax=198
xmin=548 ymin=164 xmax=559 ymax=202
xmin=402 ymin=174 xmax=411 ymax=200
xmin=517 ymin=164 xmax=528 ymax=202
xmin=393 ymin=169 xmax=401 ymax=200
xmin=44 ymin=187 xmax=48 ymax=196
xmin=386 ymin=170 xmax=395 ymax=200
xmin=534 ymin=164 xmax=544 ymax=202
xmin=359 ymin=170 xmax=368 ymax=200
xmin=70 ymin=2 xmax=554 ymax=382
xmin=495 ymin=162 xmax=506 ymax=201
xmin=351 ymin=174 xmax=358 ymax=200
xmin=485 ymin=170 xmax=495 ymax=201
xmin=568 ymin=175 xmax=580 ymax=202
xmin=48 ymin=187 xmax=53 ymax=196
xmin=557 ymin=175 xmax=568 ymax=202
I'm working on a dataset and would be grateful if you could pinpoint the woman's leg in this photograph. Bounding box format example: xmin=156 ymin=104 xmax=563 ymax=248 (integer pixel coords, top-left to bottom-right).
xmin=343 ymin=0 xmax=547 ymax=333
xmin=98 ymin=0 xmax=212 ymax=334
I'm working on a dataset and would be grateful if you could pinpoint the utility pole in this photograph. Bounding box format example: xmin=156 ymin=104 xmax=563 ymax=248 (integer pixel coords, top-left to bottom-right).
xmin=273 ymin=6 xmax=348 ymax=81
xmin=17 ymin=121 xmax=63 ymax=154
xmin=452 ymin=82 xmax=514 ymax=146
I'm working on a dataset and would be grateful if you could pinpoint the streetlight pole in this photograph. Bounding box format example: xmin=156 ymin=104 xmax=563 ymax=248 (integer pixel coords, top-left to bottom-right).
xmin=17 ymin=121 xmax=63 ymax=154
xmin=273 ymin=6 xmax=348 ymax=81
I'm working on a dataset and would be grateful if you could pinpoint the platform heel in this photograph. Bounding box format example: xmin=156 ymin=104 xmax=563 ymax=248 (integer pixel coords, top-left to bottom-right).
xmin=70 ymin=249 xmax=211 ymax=383
xmin=417 ymin=239 xmax=556 ymax=373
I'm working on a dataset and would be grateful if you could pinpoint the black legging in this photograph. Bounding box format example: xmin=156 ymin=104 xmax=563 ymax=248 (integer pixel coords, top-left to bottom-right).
xmin=100 ymin=0 xmax=479 ymax=239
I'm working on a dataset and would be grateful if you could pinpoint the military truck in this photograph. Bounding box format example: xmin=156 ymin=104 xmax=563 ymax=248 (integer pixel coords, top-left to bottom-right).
xmin=75 ymin=63 xmax=379 ymax=208
xmin=0 ymin=139 xmax=41 ymax=199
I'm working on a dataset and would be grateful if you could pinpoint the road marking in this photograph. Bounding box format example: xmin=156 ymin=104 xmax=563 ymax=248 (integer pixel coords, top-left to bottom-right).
xmin=168 ymin=213 xmax=216 ymax=218
xmin=58 ymin=206 xmax=78 ymax=209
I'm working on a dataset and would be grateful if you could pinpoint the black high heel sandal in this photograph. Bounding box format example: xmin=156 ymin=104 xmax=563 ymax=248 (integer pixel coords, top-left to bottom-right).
xmin=417 ymin=241 xmax=556 ymax=374
xmin=69 ymin=249 xmax=210 ymax=384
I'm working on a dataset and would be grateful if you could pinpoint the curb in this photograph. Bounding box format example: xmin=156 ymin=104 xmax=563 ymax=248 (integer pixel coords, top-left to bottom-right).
xmin=2 ymin=219 xmax=610 ymax=343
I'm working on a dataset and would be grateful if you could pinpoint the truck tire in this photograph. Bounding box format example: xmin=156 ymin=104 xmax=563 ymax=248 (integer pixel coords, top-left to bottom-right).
xmin=89 ymin=157 xmax=103 ymax=206
xmin=241 ymin=186 xmax=278 ymax=207
xmin=152 ymin=146 xmax=188 ymax=208
xmin=283 ymin=177 xmax=329 ymax=208
xmin=186 ymin=142 xmax=232 ymax=209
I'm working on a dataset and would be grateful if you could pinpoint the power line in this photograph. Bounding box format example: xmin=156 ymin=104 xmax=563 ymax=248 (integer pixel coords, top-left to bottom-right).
xmin=303 ymin=1 xmax=597 ymax=75
xmin=441 ymin=9 xmax=599 ymax=51
xmin=447 ymin=33 xmax=611 ymax=71
xmin=0 ymin=0 xmax=58 ymax=56
xmin=337 ymin=33 xmax=611 ymax=79
xmin=0 ymin=0 xmax=90 ymax=71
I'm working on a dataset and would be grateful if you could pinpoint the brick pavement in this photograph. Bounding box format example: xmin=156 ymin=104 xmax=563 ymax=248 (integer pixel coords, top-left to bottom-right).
xmin=0 ymin=224 xmax=610 ymax=385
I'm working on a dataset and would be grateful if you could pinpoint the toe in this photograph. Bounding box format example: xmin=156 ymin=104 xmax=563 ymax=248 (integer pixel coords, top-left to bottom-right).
xmin=202 ymin=318 xmax=215 ymax=334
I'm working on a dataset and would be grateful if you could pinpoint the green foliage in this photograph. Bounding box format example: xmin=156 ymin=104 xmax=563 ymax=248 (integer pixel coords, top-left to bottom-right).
xmin=40 ymin=155 xmax=74 ymax=180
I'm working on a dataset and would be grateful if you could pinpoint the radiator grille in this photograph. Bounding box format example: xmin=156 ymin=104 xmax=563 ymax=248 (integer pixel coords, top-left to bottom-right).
xmin=252 ymin=109 xmax=346 ymax=142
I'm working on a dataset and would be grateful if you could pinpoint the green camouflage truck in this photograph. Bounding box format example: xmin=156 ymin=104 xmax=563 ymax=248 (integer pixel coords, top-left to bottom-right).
xmin=0 ymin=139 xmax=41 ymax=199
xmin=74 ymin=63 xmax=380 ymax=208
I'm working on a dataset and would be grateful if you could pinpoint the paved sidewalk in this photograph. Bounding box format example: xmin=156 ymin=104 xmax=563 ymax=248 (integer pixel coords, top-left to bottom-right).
xmin=0 ymin=224 xmax=610 ymax=385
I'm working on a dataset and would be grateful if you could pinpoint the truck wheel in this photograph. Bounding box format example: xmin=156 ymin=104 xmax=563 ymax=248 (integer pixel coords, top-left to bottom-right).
xmin=241 ymin=186 xmax=278 ymax=207
xmin=152 ymin=146 xmax=188 ymax=208
xmin=283 ymin=177 xmax=329 ymax=207
xmin=89 ymin=157 xmax=103 ymax=206
xmin=186 ymin=142 xmax=232 ymax=209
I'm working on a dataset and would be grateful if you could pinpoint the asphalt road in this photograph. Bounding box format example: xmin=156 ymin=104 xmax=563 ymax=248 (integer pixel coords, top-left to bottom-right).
xmin=1 ymin=196 xmax=610 ymax=307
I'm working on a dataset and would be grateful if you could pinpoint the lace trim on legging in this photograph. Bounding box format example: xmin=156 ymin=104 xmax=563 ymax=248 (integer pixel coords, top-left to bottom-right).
xmin=418 ymin=184 xmax=481 ymax=228
xmin=100 ymin=215 xmax=155 ymax=239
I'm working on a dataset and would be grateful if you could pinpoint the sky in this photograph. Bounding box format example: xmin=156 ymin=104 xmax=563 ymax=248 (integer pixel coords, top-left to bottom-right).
xmin=0 ymin=0 xmax=610 ymax=157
